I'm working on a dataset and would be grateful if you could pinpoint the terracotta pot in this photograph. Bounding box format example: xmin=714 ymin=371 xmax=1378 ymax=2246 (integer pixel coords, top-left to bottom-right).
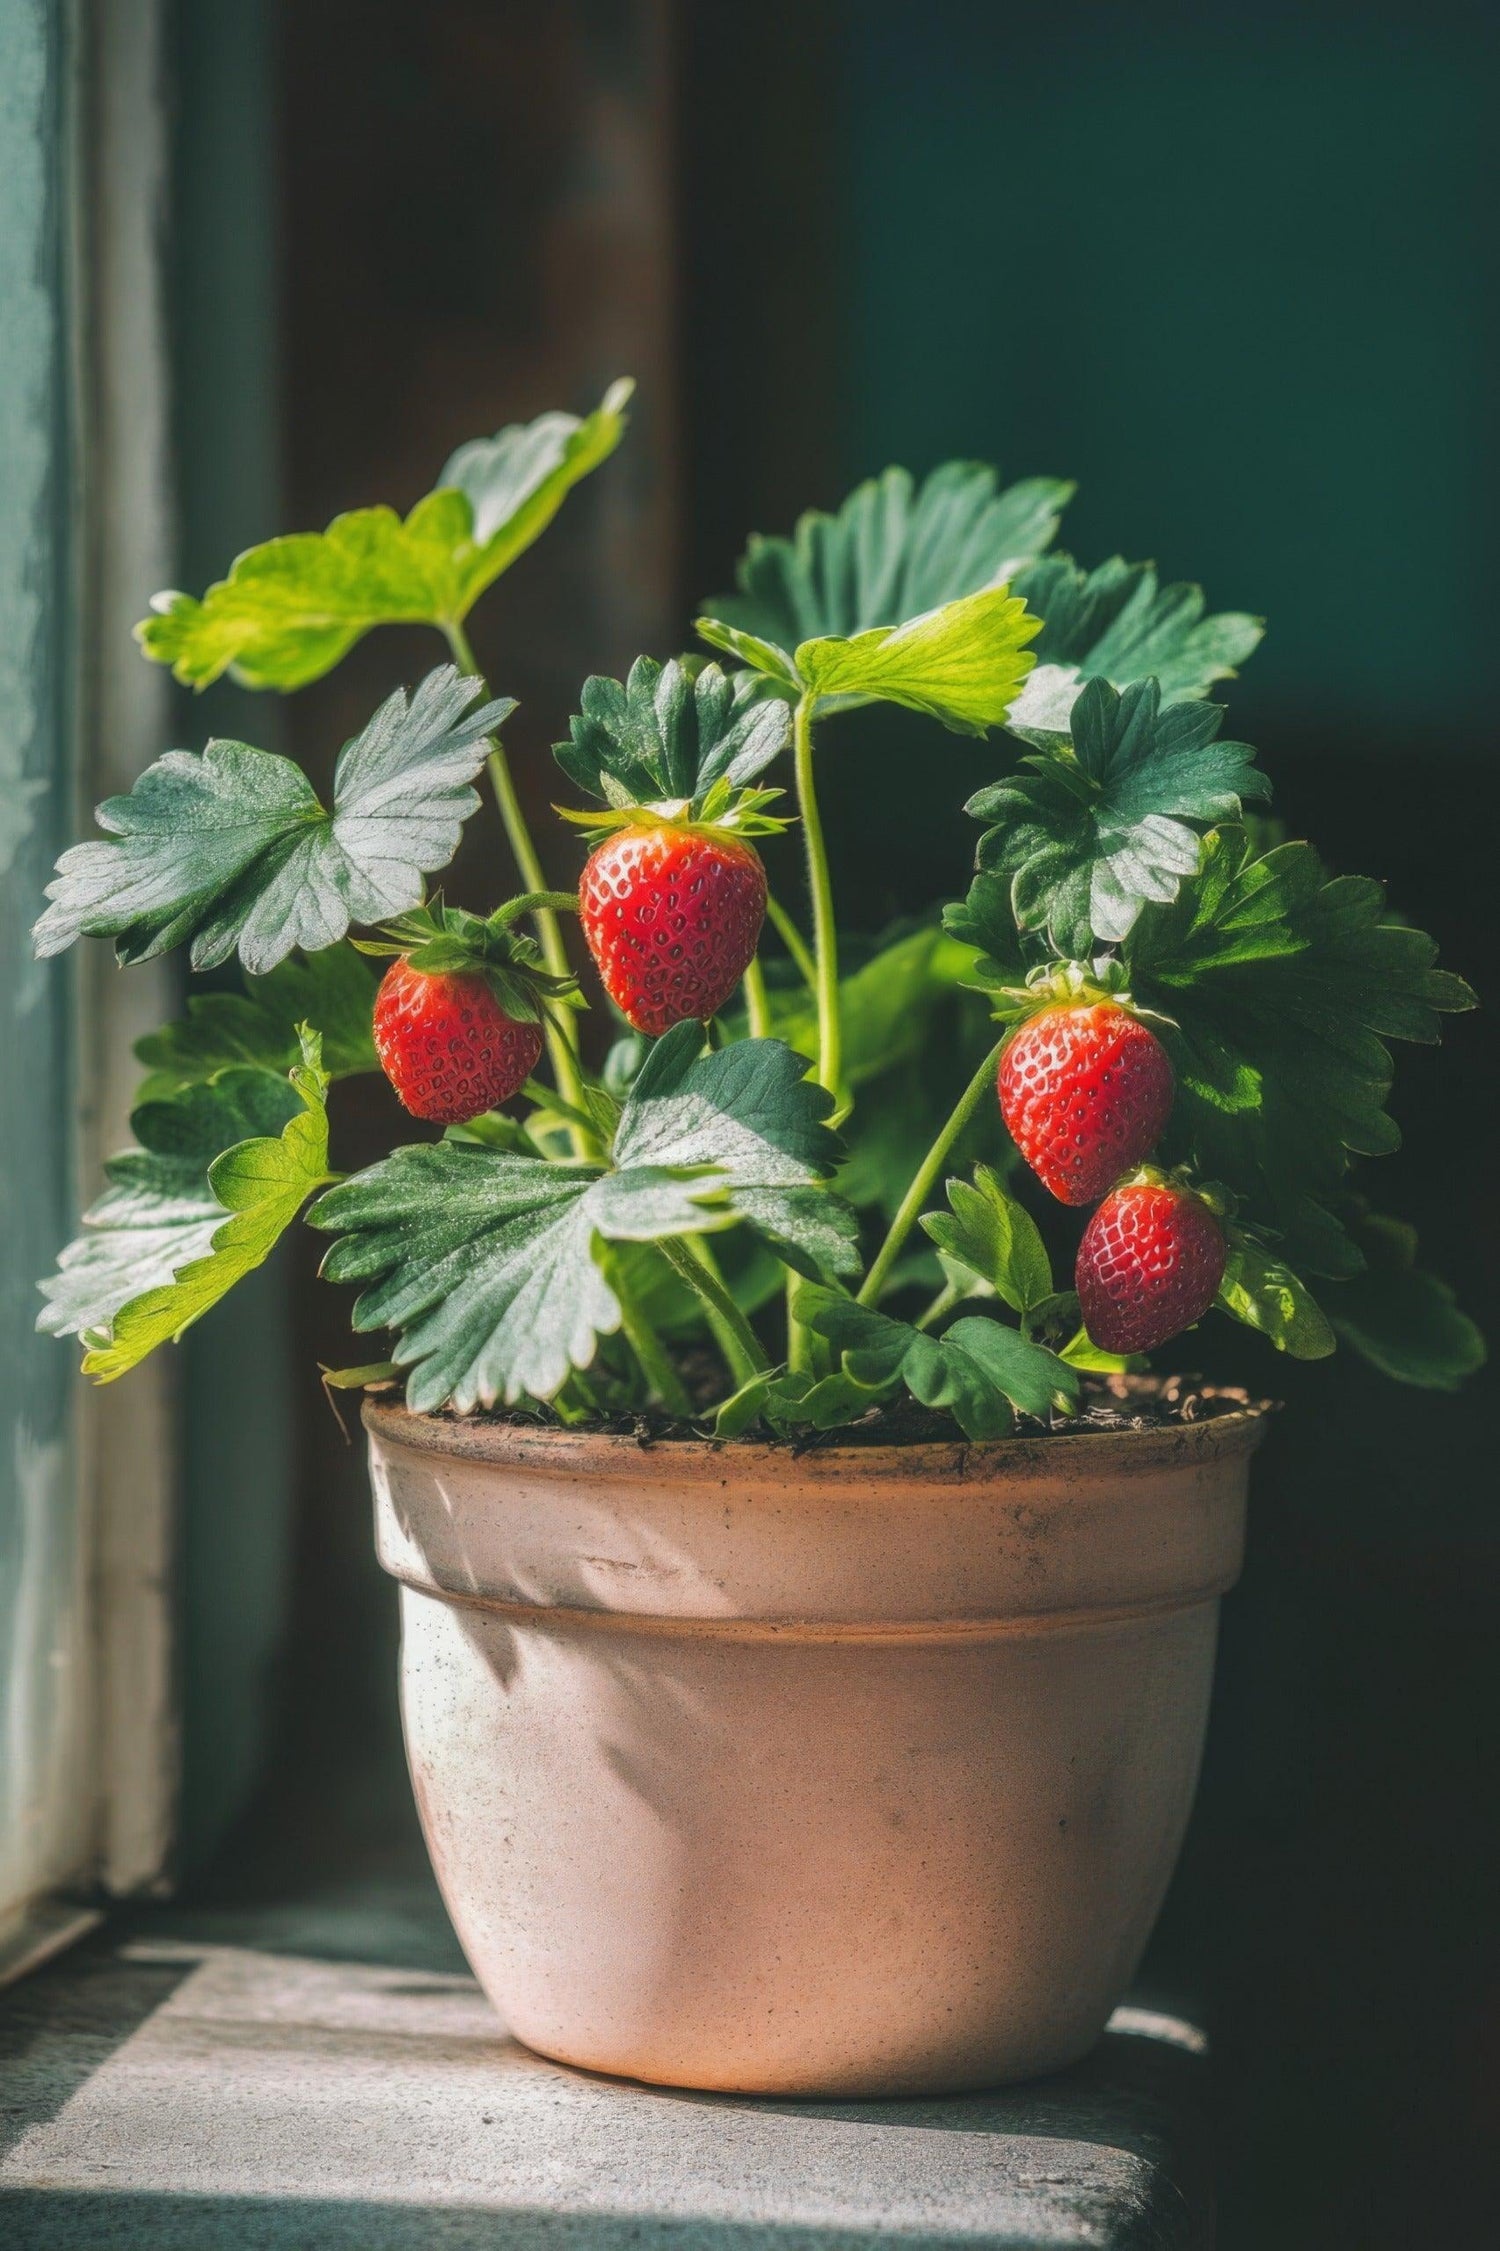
xmin=366 ymin=1401 xmax=1265 ymax=2097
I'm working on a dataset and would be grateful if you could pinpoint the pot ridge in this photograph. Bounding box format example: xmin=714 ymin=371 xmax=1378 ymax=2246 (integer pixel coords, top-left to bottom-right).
xmin=366 ymin=1399 xmax=1265 ymax=1635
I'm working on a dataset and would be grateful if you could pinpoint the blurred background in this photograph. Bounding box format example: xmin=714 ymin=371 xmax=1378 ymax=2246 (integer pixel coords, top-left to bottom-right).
xmin=9 ymin=4 xmax=1497 ymax=2245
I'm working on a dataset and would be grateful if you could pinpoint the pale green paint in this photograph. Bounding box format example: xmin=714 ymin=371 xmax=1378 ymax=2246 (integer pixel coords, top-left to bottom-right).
xmin=0 ymin=0 xmax=89 ymax=1925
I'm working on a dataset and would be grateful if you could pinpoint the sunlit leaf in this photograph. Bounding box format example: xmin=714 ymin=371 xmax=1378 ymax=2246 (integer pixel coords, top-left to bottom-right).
xmin=138 ymin=382 xmax=632 ymax=690
xmin=34 ymin=667 xmax=510 ymax=974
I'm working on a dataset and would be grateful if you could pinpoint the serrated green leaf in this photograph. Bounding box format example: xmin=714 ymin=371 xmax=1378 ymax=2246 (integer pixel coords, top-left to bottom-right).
xmin=1216 ymin=1239 xmax=1336 ymax=1360
xmin=1319 ymin=1211 xmax=1485 ymax=1390
xmin=1126 ymin=832 xmax=1476 ymax=1270
xmin=555 ymin=655 xmax=790 ymax=809
xmin=137 ymin=382 xmax=632 ymax=690
xmin=706 ymin=460 xmax=1072 ymax=653
xmin=791 ymin=587 xmax=1040 ymax=738
xmin=316 ymin=1147 xmax=717 ymax=1413
xmin=438 ymin=377 xmax=633 ymax=550
xmin=38 ymin=1034 xmax=332 ymax=1382
xmin=920 ymin=1166 xmax=1053 ymax=1314
xmin=614 ymin=1023 xmax=842 ymax=1181
xmin=311 ymin=1029 xmax=857 ymax=1411
xmin=134 ymin=946 xmax=379 ymax=1100
xmin=797 ymin=1286 xmax=1078 ymax=1440
xmin=1004 ymin=553 xmax=1263 ymax=749
xmin=713 ymin=1364 xmax=881 ymax=1439
xmin=34 ymin=666 xmax=510 ymax=975
xmin=966 ymin=676 xmax=1271 ymax=954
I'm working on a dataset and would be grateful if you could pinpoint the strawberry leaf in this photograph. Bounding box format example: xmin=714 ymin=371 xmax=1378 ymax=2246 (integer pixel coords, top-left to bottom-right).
xmin=34 ymin=667 xmax=511 ymax=975
xmin=705 ymin=460 xmax=1072 ymax=653
xmin=312 ymin=1028 xmax=857 ymax=1411
xmin=697 ymin=588 xmax=1041 ymax=737
xmin=38 ymin=1033 xmax=332 ymax=1382
xmin=1004 ymin=553 xmax=1263 ymax=749
xmin=791 ymin=588 xmax=1040 ymax=738
xmin=797 ymin=1286 xmax=1079 ymax=1440
xmin=965 ymin=676 xmax=1271 ymax=955
xmin=920 ymin=1166 xmax=1053 ymax=1315
xmin=713 ymin=1365 xmax=882 ymax=1439
xmin=137 ymin=382 xmax=632 ymax=690
xmin=1126 ymin=831 xmax=1477 ymax=1270
xmin=1316 ymin=1210 xmax=1485 ymax=1390
xmin=133 ymin=946 xmax=379 ymax=1100
xmin=555 ymin=656 xmax=789 ymax=810
xmin=1215 ymin=1239 xmax=1336 ymax=1360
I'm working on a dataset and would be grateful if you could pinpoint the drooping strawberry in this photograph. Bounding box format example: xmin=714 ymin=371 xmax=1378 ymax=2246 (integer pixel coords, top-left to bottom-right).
xmin=1075 ymin=1176 xmax=1227 ymax=1353
xmin=367 ymin=897 xmax=579 ymax=1125
xmin=374 ymin=960 xmax=542 ymax=1124
xmin=555 ymin=654 xmax=791 ymax=1036
xmin=579 ymin=822 xmax=768 ymax=1036
xmin=995 ymin=966 xmax=1174 ymax=1205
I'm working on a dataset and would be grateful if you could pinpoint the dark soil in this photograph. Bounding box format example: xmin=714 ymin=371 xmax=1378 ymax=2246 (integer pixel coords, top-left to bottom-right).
xmin=395 ymin=1368 xmax=1274 ymax=1453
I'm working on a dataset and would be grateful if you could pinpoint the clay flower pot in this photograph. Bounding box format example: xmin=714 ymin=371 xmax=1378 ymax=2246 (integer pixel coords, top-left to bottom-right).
xmin=366 ymin=1400 xmax=1266 ymax=2097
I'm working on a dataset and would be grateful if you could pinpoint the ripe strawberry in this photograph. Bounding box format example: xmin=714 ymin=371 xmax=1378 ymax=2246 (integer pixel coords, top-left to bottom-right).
xmin=1075 ymin=1180 xmax=1227 ymax=1354
xmin=578 ymin=821 xmax=768 ymax=1036
xmin=374 ymin=958 xmax=543 ymax=1125
xmin=999 ymin=1002 xmax=1174 ymax=1205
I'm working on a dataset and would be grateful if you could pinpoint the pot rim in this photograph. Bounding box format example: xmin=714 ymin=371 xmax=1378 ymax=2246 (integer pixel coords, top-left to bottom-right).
xmin=364 ymin=1395 xmax=1272 ymax=1485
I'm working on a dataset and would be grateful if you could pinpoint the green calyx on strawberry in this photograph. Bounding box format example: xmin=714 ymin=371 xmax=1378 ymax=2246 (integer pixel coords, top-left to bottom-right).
xmin=1075 ymin=1165 xmax=1230 ymax=1353
xmin=554 ymin=655 xmax=793 ymax=1034
xmin=364 ymin=895 xmax=582 ymax=1124
xmin=993 ymin=959 xmax=1177 ymax=1206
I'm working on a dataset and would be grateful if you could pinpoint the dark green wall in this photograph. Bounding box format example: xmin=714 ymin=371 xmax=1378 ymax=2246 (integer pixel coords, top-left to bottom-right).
xmin=841 ymin=2 xmax=1499 ymax=731
xmin=826 ymin=10 xmax=1497 ymax=2246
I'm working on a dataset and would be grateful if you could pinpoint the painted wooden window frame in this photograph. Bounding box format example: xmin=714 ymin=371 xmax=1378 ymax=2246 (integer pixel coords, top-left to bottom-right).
xmin=0 ymin=0 xmax=177 ymax=1983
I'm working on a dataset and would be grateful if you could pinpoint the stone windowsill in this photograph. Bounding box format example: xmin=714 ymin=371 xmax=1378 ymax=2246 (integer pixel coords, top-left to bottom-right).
xmin=0 ymin=1872 xmax=1212 ymax=2249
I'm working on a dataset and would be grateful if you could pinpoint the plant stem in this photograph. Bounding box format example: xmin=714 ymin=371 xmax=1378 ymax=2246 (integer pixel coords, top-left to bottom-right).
xmin=914 ymin=1280 xmax=963 ymax=1333
xmin=782 ymin=691 xmax=843 ymax=1379
xmin=616 ymin=1287 xmax=693 ymax=1416
xmin=743 ymin=955 xmax=772 ymax=1040
xmin=793 ymin=694 xmax=841 ymax=1101
xmin=442 ymin=618 xmax=585 ymax=1113
xmin=683 ymin=1234 xmax=754 ymax=1372
xmin=785 ymin=1272 xmax=815 ymax=1374
xmin=857 ymin=1037 xmax=1005 ymax=1308
xmin=766 ymin=892 xmax=817 ymax=994
xmin=660 ymin=1238 xmax=769 ymax=1385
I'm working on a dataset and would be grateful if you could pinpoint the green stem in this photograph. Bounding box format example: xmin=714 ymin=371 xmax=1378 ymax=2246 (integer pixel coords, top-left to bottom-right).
xmin=783 ymin=692 xmax=842 ymax=1378
xmin=793 ymin=694 xmax=841 ymax=1101
xmin=914 ymin=1280 xmax=963 ymax=1334
xmin=858 ymin=1037 xmax=1005 ymax=1308
xmin=743 ymin=955 xmax=772 ymax=1040
xmin=616 ymin=1287 xmax=693 ymax=1416
xmin=766 ymin=892 xmax=817 ymax=994
xmin=660 ymin=1238 xmax=769 ymax=1385
xmin=442 ymin=618 xmax=585 ymax=1114
xmin=786 ymin=1271 xmax=816 ymax=1374
xmin=682 ymin=1235 xmax=761 ymax=1378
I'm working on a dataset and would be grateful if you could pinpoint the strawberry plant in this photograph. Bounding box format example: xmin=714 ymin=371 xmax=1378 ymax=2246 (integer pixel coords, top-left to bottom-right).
xmin=34 ymin=386 xmax=1484 ymax=1435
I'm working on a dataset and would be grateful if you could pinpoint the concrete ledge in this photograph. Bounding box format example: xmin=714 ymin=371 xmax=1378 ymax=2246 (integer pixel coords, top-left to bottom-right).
xmin=0 ymin=1884 xmax=1212 ymax=2249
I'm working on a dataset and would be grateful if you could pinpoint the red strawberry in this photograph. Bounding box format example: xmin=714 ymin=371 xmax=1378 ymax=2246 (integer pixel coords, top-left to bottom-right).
xmin=373 ymin=958 xmax=543 ymax=1125
xmin=999 ymin=1002 xmax=1173 ymax=1205
xmin=578 ymin=821 xmax=768 ymax=1036
xmin=1075 ymin=1181 xmax=1227 ymax=1353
